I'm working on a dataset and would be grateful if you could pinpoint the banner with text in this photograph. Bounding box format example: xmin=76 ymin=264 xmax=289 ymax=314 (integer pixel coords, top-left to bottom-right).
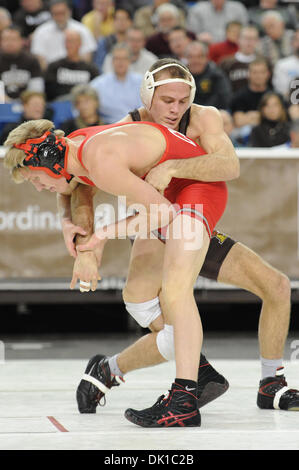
xmin=1 ymin=157 xmax=299 ymax=281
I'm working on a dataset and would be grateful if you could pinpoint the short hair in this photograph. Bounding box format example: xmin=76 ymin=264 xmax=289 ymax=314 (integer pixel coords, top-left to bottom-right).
xmin=3 ymin=120 xmax=64 ymax=184
xmin=168 ymin=26 xmax=188 ymax=35
xmin=156 ymin=3 xmax=180 ymax=19
xmin=111 ymin=41 xmax=131 ymax=57
xmin=114 ymin=6 xmax=133 ymax=20
xmin=20 ymin=90 xmax=46 ymax=104
xmin=49 ymin=0 xmax=71 ymax=8
xmin=70 ymin=84 xmax=99 ymax=106
xmin=225 ymin=21 xmax=242 ymax=31
xmin=126 ymin=26 xmax=145 ymax=37
xmin=64 ymin=28 xmax=82 ymax=43
xmin=240 ymin=25 xmax=259 ymax=37
xmin=249 ymin=57 xmax=271 ymax=71
xmin=261 ymin=10 xmax=284 ymax=24
xmin=2 ymin=24 xmax=23 ymax=36
xmin=149 ymin=58 xmax=192 ymax=81
xmin=185 ymin=40 xmax=209 ymax=57
xmin=168 ymin=26 xmax=195 ymax=42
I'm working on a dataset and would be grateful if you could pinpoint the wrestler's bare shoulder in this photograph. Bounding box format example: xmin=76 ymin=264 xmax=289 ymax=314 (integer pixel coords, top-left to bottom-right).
xmin=81 ymin=122 xmax=166 ymax=174
xmin=84 ymin=122 xmax=163 ymax=149
xmin=118 ymin=107 xmax=149 ymax=123
xmin=187 ymin=104 xmax=222 ymax=138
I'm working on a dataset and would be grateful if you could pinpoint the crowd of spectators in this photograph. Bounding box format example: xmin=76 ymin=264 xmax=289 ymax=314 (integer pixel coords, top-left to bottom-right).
xmin=0 ymin=0 xmax=298 ymax=147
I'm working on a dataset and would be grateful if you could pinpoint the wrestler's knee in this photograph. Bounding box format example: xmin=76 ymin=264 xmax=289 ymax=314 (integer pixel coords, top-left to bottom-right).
xmin=161 ymin=276 xmax=194 ymax=308
xmin=122 ymin=280 xmax=161 ymax=303
xmin=123 ymin=264 xmax=161 ymax=303
xmin=263 ymin=270 xmax=291 ymax=305
xmin=122 ymin=282 xmax=147 ymax=306
xmin=220 ymin=243 xmax=291 ymax=305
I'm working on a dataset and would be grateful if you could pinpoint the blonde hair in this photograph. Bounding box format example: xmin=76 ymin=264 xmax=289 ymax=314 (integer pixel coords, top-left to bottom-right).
xmin=70 ymin=84 xmax=99 ymax=106
xmin=20 ymin=90 xmax=46 ymax=105
xmin=3 ymin=119 xmax=64 ymax=183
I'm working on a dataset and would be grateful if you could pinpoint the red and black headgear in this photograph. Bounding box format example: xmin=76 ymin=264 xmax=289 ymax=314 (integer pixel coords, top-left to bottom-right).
xmin=14 ymin=129 xmax=73 ymax=183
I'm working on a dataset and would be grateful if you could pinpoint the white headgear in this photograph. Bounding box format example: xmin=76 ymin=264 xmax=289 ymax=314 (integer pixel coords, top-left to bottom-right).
xmin=140 ymin=62 xmax=196 ymax=110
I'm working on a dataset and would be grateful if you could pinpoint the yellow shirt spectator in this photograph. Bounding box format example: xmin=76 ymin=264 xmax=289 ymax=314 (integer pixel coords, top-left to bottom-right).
xmin=82 ymin=0 xmax=115 ymax=39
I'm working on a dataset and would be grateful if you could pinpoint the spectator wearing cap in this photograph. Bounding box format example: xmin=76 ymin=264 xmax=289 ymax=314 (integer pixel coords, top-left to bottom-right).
xmin=30 ymin=0 xmax=97 ymax=70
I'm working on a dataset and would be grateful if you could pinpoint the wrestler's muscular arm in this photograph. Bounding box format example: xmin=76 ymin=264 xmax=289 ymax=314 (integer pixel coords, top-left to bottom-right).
xmin=70 ymin=184 xmax=97 ymax=248
xmin=190 ymin=106 xmax=240 ymax=180
xmin=56 ymin=179 xmax=87 ymax=258
xmin=65 ymin=114 xmax=134 ymax=252
xmin=57 ymin=182 xmax=101 ymax=291
xmin=69 ymin=185 xmax=102 ymax=291
xmin=145 ymin=106 xmax=240 ymax=192
xmin=62 ymin=116 xmax=135 ymax=291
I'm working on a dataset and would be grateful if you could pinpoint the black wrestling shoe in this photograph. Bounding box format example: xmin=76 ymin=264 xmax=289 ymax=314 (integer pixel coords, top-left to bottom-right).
xmin=76 ymin=354 xmax=124 ymax=413
xmin=125 ymin=382 xmax=201 ymax=428
xmin=197 ymin=353 xmax=229 ymax=408
xmin=257 ymin=366 xmax=299 ymax=411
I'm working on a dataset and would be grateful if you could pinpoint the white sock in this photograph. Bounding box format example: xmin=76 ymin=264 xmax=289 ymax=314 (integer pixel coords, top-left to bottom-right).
xmin=108 ymin=354 xmax=124 ymax=377
xmin=260 ymin=356 xmax=283 ymax=379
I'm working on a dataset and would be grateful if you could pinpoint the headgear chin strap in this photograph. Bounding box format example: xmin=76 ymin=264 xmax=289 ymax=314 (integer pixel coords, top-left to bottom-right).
xmin=140 ymin=63 xmax=196 ymax=110
xmin=14 ymin=129 xmax=74 ymax=183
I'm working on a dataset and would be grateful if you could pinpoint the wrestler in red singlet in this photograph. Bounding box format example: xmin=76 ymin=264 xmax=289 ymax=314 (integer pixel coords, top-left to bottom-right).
xmin=67 ymin=122 xmax=228 ymax=239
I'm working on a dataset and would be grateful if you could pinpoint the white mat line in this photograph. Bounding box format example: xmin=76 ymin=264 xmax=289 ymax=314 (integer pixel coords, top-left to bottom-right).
xmin=0 ymin=432 xmax=57 ymax=435
xmin=0 ymin=429 xmax=298 ymax=436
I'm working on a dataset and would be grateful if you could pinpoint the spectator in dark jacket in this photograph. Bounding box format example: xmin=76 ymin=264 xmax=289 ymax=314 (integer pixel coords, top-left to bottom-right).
xmin=13 ymin=0 xmax=51 ymax=40
xmin=230 ymin=58 xmax=272 ymax=129
xmin=45 ymin=29 xmax=99 ymax=101
xmin=249 ymin=91 xmax=290 ymax=147
xmin=0 ymin=25 xmax=44 ymax=101
xmin=186 ymin=40 xmax=232 ymax=109
xmin=145 ymin=3 xmax=182 ymax=57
